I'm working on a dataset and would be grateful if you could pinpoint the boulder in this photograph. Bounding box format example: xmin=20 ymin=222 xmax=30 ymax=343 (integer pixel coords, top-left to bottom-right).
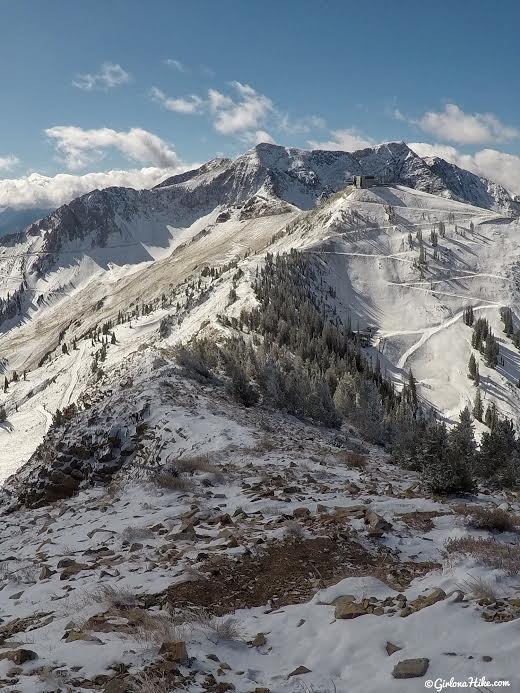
xmin=251 ymin=632 xmax=267 ymax=647
xmin=335 ymin=601 xmax=368 ymax=619
xmin=410 ymin=588 xmax=446 ymax=612
xmin=288 ymin=665 xmax=311 ymax=677
xmin=385 ymin=641 xmax=402 ymax=656
xmin=65 ymin=631 xmax=103 ymax=643
xmin=0 ymin=649 xmax=38 ymax=664
xmin=159 ymin=640 xmax=188 ymax=662
xmin=59 ymin=561 xmax=88 ymax=580
xmin=365 ymin=511 xmax=392 ymax=532
xmin=392 ymin=658 xmax=430 ymax=679
xmin=39 ymin=565 xmax=53 ymax=580
xmin=103 ymin=676 xmax=130 ymax=692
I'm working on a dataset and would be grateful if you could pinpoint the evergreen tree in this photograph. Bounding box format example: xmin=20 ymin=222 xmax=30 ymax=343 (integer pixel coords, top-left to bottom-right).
xmin=419 ymin=421 xmax=450 ymax=492
xmin=333 ymin=373 xmax=357 ymax=417
xmin=421 ymin=412 xmax=475 ymax=494
xmin=471 ymin=317 xmax=489 ymax=351
xmin=468 ymin=354 xmax=477 ymax=380
xmin=446 ymin=407 xmax=476 ymax=492
xmin=500 ymin=307 xmax=514 ymax=336
xmin=484 ymin=402 xmax=498 ymax=430
xmin=463 ymin=305 xmax=474 ymax=327
xmin=472 ymin=388 xmax=483 ymax=421
xmin=478 ymin=417 xmax=518 ymax=486
xmin=354 ymin=378 xmax=387 ymax=444
xmin=484 ymin=333 xmax=499 ymax=368
xmin=406 ymin=370 xmax=418 ymax=408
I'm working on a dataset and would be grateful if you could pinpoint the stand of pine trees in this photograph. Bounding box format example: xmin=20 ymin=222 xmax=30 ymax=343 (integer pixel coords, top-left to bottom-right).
xmin=471 ymin=317 xmax=499 ymax=367
xmin=176 ymin=251 xmax=520 ymax=492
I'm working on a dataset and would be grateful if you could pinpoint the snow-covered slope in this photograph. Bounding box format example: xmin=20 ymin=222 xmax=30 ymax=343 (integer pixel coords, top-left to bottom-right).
xmin=2 ymin=142 xmax=520 ymax=478
xmin=2 ymin=179 xmax=520 ymax=484
xmin=2 ymin=145 xmax=520 ymax=691
xmin=1 ymin=142 xmax=518 ymax=333
xmin=279 ymin=185 xmax=520 ymax=425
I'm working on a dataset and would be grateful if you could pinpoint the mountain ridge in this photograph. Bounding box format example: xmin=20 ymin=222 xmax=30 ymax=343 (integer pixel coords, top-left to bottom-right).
xmin=5 ymin=140 xmax=520 ymax=262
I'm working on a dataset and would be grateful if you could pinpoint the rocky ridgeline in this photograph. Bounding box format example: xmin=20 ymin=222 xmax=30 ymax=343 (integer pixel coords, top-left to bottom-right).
xmin=2 ymin=360 xmax=182 ymax=510
xmin=4 ymin=393 xmax=140 ymax=510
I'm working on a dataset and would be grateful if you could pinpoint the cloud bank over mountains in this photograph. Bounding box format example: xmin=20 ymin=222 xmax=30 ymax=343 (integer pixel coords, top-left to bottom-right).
xmin=2 ymin=62 xmax=520 ymax=214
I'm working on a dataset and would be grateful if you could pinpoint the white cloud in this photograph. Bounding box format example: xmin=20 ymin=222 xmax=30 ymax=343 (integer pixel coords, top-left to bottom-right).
xmin=0 ymin=164 xmax=193 ymax=211
xmin=410 ymin=141 xmax=520 ymax=195
xmin=207 ymin=88 xmax=233 ymax=112
xmin=240 ymin=130 xmax=276 ymax=146
xmin=401 ymin=104 xmax=518 ymax=145
xmin=150 ymin=87 xmax=203 ymax=114
xmin=409 ymin=142 xmax=466 ymax=163
xmin=151 ymin=81 xmax=274 ymax=136
xmin=254 ymin=130 xmax=276 ymax=145
xmin=0 ymin=155 xmax=20 ymax=171
xmin=72 ymin=63 xmax=131 ymax=91
xmin=164 ymin=59 xmax=186 ymax=72
xmin=150 ymin=80 xmax=327 ymax=145
xmin=45 ymin=126 xmax=178 ymax=170
xmin=209 ymin=82 xmax=273 ymax=135
xmin=308 ymin=128 xmax=376 ymax=152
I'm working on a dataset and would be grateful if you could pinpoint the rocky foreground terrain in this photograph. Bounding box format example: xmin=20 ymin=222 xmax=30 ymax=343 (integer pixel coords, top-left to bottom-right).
xmin=0 ymin=349 xmax=519 ymax=692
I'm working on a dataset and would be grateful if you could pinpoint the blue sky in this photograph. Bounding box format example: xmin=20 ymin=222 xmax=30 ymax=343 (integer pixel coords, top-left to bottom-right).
xmin=2 ymin=0 xmax=520 ymax=208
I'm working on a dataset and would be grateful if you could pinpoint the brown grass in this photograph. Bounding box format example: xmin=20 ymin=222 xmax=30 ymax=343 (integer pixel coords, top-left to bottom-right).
xmin=445 ymin=536 xmax=520 ymax=576
xmin=131 ymin=610 xmax=181 ymax=647
xmin=205 ymin=616 xmax=244 ymax=643
xmin=151 ymin=453 xmax=225 ymax=491
xmin=167 ymin=606 xmax=244 ymax=643
xmin=254 ymin=435 xmax=277 ymax=453
xmin=175 ymin=454 xmax=223 ymax=481
xmin=151 ymin=470 xmax=193 ymax=492
xmin=284 ymin=520 xmax=305 ymax=540
xmin=336 ymin=450 xmax=368 ymax=469
xmin=90 ymin=584 xmax=141 ymax=610
xmin=459 ymin=574 xmax=498 ymax=601
xmin=462 ymin=505 xmax=518 ymax=533
xmin=131 ymin=672 xmax=173 ymax=693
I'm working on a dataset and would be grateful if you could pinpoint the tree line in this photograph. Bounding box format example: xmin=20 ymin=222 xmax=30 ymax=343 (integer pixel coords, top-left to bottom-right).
xmin=176 ymin=250 xmax=520 ymax=493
